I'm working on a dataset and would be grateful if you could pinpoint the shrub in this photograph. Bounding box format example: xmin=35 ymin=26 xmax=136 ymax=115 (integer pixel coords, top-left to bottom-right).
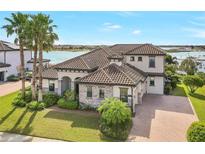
xmin=164 ymin=83 xmax=172 ymax=95
xmin=98 ymin=97 xmax=132 ymax=140
xmin=57 ymin=98 xmax=78 ymax=110
xmin=43 ymin=92 xmax=59 ymax=107
xmin=12 ymin=97 xmax=26 ymax=107
xmin=79 ymin=103 xmax=97 ymax=111
xmin=27 ymin=101 xmax=45 ymax=111
xmin=187 ymin=121 xmax=205 ymax=142
xmin=183 ymin=75 xmax=204 ymax=93
xmin=7 ymin=75 xmax=20 ymax=81
xmin=63 ymin=90 xmax=75 ymax=101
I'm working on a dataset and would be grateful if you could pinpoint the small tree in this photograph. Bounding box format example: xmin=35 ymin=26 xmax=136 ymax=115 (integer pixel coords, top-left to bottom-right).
xmin=183 ymin=75 xmax=204 ymax=93
xmin=98 ymin=98 xmax=132 ymax=140
xmin=180 ymin=57 xmax=197 ymax=75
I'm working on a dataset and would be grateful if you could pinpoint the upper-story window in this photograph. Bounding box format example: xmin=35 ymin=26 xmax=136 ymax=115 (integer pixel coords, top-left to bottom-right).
xmin=130 ymin=56 xmax=135 ymax=61
xmin=149 ymin=56 xmax=155 ymax=68
xmin=138 ymin=57 xmax=142 ymax=61
xmin=87 ymin=86 xmax=92 ymax=98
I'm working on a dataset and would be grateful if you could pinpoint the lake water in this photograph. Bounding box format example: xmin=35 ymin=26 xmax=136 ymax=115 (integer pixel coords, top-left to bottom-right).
xmin=169 ymin=51 xmax=205 ymax=59
xmin=43 ymin=50 xmax=87 ymax=64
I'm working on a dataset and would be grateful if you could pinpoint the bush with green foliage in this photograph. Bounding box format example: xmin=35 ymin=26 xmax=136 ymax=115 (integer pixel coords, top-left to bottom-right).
xmin=43 ymin=92 xmax=59 ymax=107
xmin=27 ymin=101 xmax=45 ymax=111
xmin=197 ymin=72 xmax=205 ymax=84
xmin=183 ymin=75 xmax=204 ymax=93
xmin=7 ymin=75 xmax=20 ymax=81
xmin=57 ymin=98 xmax=78 ymax=110
xmin=12 ymin=97 xmax=26 ymax=107
xmin=164 ymin=83 xmax=172 ymax=95
xmin=187 ymin=121 xmax=205 ymax=142
xmin=79 ymin=103 xmax=97 ymax=111
xmin=98 ymin=97 xmax=132 ymax=140
xmin=63 ymin=90 xmax=75 ymax=101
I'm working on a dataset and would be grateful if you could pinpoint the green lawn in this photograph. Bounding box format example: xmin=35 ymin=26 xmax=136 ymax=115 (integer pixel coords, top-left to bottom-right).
xmin=171 ymin=83 xmax=205 ymax=121
xmin=0 ymin=92 xmax=112 ymax=141
xmin=170 ymin=84 xmax=187 ymax=97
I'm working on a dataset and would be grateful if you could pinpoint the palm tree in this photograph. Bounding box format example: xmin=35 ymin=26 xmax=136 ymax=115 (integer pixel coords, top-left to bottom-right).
xmin=2 ymin=12 xmax=29 ymax=99
xmin=35 ymin=13 xmax=58 ymax=101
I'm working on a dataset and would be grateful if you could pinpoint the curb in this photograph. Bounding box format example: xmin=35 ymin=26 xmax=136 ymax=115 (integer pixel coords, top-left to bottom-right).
xmin=187 ymin=97 xmax=199 ymax=121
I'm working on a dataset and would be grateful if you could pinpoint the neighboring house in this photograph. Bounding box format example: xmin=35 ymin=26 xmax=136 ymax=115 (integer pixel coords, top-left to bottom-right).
xmin=0 ymin=40 xmax=50 ymax=81
xmin=42 ymin=44 xmax=166 ymax=113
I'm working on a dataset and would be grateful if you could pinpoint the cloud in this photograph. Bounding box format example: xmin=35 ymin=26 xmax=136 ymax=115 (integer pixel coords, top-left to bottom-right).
xmin=183 ymin=28 xmax=205 ymax=38
xmin=102 ymin=22 xmax=122 ymax=31
xmin=132 ymin=30 xmax=141 ymax=35
xmin=117 ymin=12 xmax=139 ymax=17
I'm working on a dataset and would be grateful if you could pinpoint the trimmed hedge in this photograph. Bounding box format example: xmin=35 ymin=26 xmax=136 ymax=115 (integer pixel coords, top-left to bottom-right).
xmin=57 ymin=98 xmax=78 ymax=110
xmin=27 ymin=101 xmax=45 ymax=111
xmin=43 ymin=92 xmax=59 ymax=107
xmin=187 ymin=121 xmax=205 ymax=142
xmin=7 ymin=75 xmax=20 ymax=81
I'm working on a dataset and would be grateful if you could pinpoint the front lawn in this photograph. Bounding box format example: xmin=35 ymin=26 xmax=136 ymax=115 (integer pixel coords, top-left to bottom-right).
xmin=0 ymin=92 xmax=112 ymax=141
xmin=171 ymin=84 xmax=205 ymax=121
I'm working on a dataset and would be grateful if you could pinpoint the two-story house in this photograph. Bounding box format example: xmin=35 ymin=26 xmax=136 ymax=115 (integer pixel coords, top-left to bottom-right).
xmin=42 ymin=44 xmax=166 ymax=113
xmin=0 ymin=40 xmax=50 ymax=81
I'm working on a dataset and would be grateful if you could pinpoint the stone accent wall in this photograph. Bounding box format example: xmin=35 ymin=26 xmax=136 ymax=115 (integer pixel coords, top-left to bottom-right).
xmin=79 ymin=84 xmax=113 ymax=107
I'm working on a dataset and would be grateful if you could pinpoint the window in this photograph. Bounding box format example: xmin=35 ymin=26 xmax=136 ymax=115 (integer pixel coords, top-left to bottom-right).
xmin=49 ymin=81 xmax=55 ymax=92
xmin=87 ymin=86 xmax=92 ymax=98
xmin=120 ymin=88 xmax=128 ymax=102
xmin=149 ymin=77 xmax=155 ymax=86
xmin=99 ymin=89 xmax=105 ymax=98
xmin=130 ymin=56 xmax=135 ymax=61
xmin=149 ymin=56 xmax=155 ymax=68
xmin=138 ymin=57 xmax=142 ymax=61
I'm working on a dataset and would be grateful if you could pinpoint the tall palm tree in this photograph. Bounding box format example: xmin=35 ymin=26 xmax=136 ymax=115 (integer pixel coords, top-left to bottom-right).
xmin=2 ymin=12 xmax=29 ymax=98
xmin=35 ymin=13 xmax=58 ymax=101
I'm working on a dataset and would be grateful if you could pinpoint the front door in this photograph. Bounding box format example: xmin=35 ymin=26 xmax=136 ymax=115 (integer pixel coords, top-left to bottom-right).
xmin=0 ymin=72 xmax=4 ymax=81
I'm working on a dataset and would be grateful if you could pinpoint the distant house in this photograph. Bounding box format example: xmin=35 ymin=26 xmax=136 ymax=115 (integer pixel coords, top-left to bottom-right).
xmin=42 ymin=44 xmax=166 ymax=113
xmin=0 ymin=40 xmax=50 ymax=81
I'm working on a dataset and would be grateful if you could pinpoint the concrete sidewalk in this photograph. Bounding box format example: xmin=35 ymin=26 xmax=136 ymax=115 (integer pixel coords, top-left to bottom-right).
xmin=0 ymin=132 xmax=63 ymax=142
xmin=0 ymin=81 xmax=30 ymax=97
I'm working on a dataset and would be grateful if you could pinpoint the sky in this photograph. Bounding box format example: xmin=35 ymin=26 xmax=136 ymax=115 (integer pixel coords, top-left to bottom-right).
xmin=1 ymin=11 xmax=205 ymax=45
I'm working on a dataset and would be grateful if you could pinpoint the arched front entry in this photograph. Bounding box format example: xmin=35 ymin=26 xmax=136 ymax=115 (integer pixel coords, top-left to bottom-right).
xmin=61 ymin=76 xmax=71 ymax=94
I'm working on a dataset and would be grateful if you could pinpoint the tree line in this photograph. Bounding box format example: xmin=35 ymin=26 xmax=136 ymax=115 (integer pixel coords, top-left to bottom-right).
xmin=2 ymin=12 xmax=58 ymax=102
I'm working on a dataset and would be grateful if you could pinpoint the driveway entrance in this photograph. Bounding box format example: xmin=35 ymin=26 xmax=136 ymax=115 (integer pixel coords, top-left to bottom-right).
xmin=128 ymin=94 xmax=197 ymax=142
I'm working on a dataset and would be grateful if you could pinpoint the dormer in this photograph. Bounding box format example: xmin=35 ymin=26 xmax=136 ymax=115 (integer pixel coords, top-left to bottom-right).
xmin=108 ymin=54 xmax=123 ymax=66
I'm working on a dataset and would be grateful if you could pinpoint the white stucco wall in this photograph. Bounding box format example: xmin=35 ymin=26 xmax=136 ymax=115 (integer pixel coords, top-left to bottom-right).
xmin=126 ymin=55 xmax=164 ymax=73
xmin=146 ymin=76 xmax=164 ymax=94
xmin=42 ymin=79 xmax=58 ymax=93
xmin=4 ymin=50 xmax=32 ymax=78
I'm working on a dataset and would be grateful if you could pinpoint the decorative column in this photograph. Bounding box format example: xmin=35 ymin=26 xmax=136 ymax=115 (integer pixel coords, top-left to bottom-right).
xmin=58 ymin=79 xmax=62 ymax=95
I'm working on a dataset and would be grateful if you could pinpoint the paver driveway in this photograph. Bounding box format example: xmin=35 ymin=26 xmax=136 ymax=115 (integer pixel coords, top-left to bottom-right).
xmin=0 ymin=81 xmax=30 ymax=97
xmin=128 ymin=95 xmax=198 ymax=142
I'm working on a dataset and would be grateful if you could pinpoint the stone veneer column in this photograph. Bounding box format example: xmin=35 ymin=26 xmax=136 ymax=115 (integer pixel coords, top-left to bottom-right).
xmin=58 ymin=80 xmax=62 ymax=95
xmin=71 ymin=80 xmax=75 ymax=90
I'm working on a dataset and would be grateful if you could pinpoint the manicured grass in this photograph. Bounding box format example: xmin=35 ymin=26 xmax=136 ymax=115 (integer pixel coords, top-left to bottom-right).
xmin=183 ymin=84 xmax=205 ymax=121
xmin=0 ymin=92 xmax=112 ymax=141
xmin=172 ymin=83 xmax=205 ymax=121
xmin=170 ymin=84 xmax=187 ymax=97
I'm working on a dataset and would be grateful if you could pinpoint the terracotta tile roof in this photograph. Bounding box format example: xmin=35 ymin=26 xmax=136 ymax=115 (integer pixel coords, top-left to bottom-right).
xmin=54 ymin=48 xmax=110 ymax=70
xmin=125 ymin=44 xmax=166 ymax=55
xmin=0 ymin=63 xmax=11 ymax=68
xmin=79 ymin=63 xmax=146 ymax=86
xmin=0 ymin=40 xmax=28 ymax=51
xmin=42 ymin=68 xmax=58 ymax=79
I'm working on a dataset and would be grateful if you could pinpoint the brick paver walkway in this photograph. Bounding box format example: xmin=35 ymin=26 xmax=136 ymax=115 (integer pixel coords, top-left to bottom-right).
xmin=0 ymin=81 xmax=30 ymax=97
